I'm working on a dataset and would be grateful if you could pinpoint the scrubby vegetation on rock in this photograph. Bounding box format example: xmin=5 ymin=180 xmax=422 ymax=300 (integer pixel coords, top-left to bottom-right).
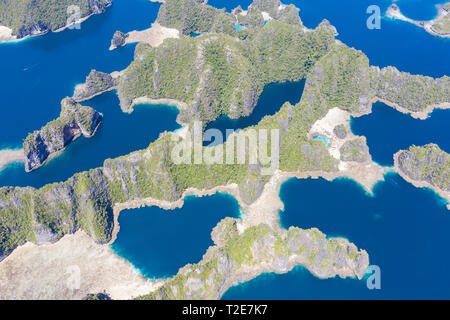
xmin=397 ymin=144 xmax=450 ymax=192
xmin=23 ymin=98 xmax=103 ymax=172
xmin=0 ymin=0 xmax=112 ymax=39
xmin=136 ymin=218 xmax=369 ymax=300
xmin=73 ymin=70 xmax=117 ymax=102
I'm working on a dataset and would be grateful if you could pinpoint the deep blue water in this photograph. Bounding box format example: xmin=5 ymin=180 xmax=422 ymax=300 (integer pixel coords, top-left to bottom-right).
xmin=204 ymin=81 xmax=305 ymax=146
xmin=223 ymin=174 xmax=450 ymax=299
xmin=0 ymin=0 xmax=448 ymax=300
xmin=111 ymin=193 xmax=241 ymax=278
xmin=351 ymin=102 xmax=450 ymax=166
xmin=211 ymin=0 xmax=449 ymax=77
xmin=0 ymin=0 xmax=181 ymax=188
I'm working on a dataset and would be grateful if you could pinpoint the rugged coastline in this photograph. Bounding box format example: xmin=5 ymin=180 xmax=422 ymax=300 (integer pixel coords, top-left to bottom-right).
xmin=0 ymin=149 xmax=25 ymax=172
xmin=23 ymin=98 xmax=103 ymax=172
xmin=109 ymin=22 xmax=179 ymax=50
xmin=0 ymin=0 xmax=113 ymax=43
xmin=0 ymin=0 xmax=448 ymax=300
xmin=386 ymin=3 xmax=450 ymax=38
xmin=394 ymin=144 xmax=450 ymax=210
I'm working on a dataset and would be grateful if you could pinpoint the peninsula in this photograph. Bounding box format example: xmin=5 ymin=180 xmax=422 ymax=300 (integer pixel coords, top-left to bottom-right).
xmin=386 ymin=3 xmax=450 ymax=38
xmin=0 ymin=0 xmax=112 ymax=43
xmin=23 ymin=98 xmax=103 ymax=172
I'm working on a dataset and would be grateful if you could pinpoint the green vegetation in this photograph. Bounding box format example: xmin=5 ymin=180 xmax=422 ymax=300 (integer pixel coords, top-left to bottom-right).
xmin=397 ymin=144 xmax=450 ymax=191
xmin=0 ymin=0 xmax=112 ymax=38
xmin=340 ymin=138 xmax=369 ymax=162
xmin=136 ymin=218 xmax=369 ymax=300
xmin=431 ymin=3 xmax=450 ymax=35
xmin=157 ymin=0 xmax=236 ymax=36
xmin=1 ymin=0 xmax=448 ymax=261
xmin=23 ymin=98 xmax=103 ymax=172
xmin=117 ymin=17 xmax=335 ymax=123
xmin=73 ymin=69 xmax=117 ymax=101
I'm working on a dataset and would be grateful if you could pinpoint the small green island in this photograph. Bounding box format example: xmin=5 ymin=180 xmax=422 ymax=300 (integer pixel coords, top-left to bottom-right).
xmin=387 ymin=3 xmax=450 ymax=38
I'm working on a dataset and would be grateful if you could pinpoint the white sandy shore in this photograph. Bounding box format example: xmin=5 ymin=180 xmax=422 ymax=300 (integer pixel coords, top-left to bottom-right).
xmin=73 ymin=70 xmax=122 ymax=102
xmin=0 ymin=107 xmax=382 ymax=299
xmin=386 ymin=4 xmax=450 ymax=38
xmin=308 ymin=107 xmax=389 ymax=193
xmin=0 ymin=231 xmax=164 ymax=300
xmin=393 ymin=151 xmax=450 ymax=210
xmin=0 ymin=149 xmax=25 ymax=171
xmin=110 ymin=22 xmax=179 ymax=50
xmin=0 ymin=26 xmax=16 ymax=43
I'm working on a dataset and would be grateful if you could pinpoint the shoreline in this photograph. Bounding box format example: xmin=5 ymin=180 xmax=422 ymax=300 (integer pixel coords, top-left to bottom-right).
xmin=109 ymin=22 xmax=179 ymax=50
xmin=0 ymin=149 xmax=25 ymax=172
xmin=25 ymin=120 xmax=102 ymax=173
xmin=393 ymin=151 xmax=450 ymax=210
xmin=127 ymin=96 xmax=188 ymax=126
xmin=0 ymin=231 xmax=165 ymax=300
xmin=361 ymin=97 xmax=450 ymax=120
xmin=0 ymin=3 xmax=112 ymax=45
xmin=386 ymin=4 xmax=450 ymax=39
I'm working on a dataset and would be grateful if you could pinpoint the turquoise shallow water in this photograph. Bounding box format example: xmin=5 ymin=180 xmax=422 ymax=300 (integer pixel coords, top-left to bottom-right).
xmin=111 ymin=193 xmax=241 ymax=278
xmin=0 ymin=0 xmax=448 ymax=300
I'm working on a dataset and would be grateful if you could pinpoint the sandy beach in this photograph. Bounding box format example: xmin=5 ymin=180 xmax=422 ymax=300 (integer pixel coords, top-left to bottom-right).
xmin=110 ymin=22 xmax=179 ymax=50
xmin=0 ymin=149 xmax=25 ymax=171
xmin=393 ymin=151 xmax=450 ymax=210
xmin=365 ymin=97 xmax=449 ymax=120
xmin=308 ymin=107 xmax=389 ymax=193
xmin=0 ymin=106 xmax=386 ymax=299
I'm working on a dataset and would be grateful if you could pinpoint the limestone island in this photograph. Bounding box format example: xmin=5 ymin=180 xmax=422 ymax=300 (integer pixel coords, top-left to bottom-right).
xmin=23 ymin=98 xmax=103 ymax=172
xmin=0 ymin=0 xmax=112 ymax=43
xmin=0 ymin=0 xmax=449 ymax=300
xmin=395 ymin=144 xmax=450 ymax=210
xmin=387 ymin=3 xmax=450 ymax=38
xmin=109 ymin=22 xmax=180 ymax=51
